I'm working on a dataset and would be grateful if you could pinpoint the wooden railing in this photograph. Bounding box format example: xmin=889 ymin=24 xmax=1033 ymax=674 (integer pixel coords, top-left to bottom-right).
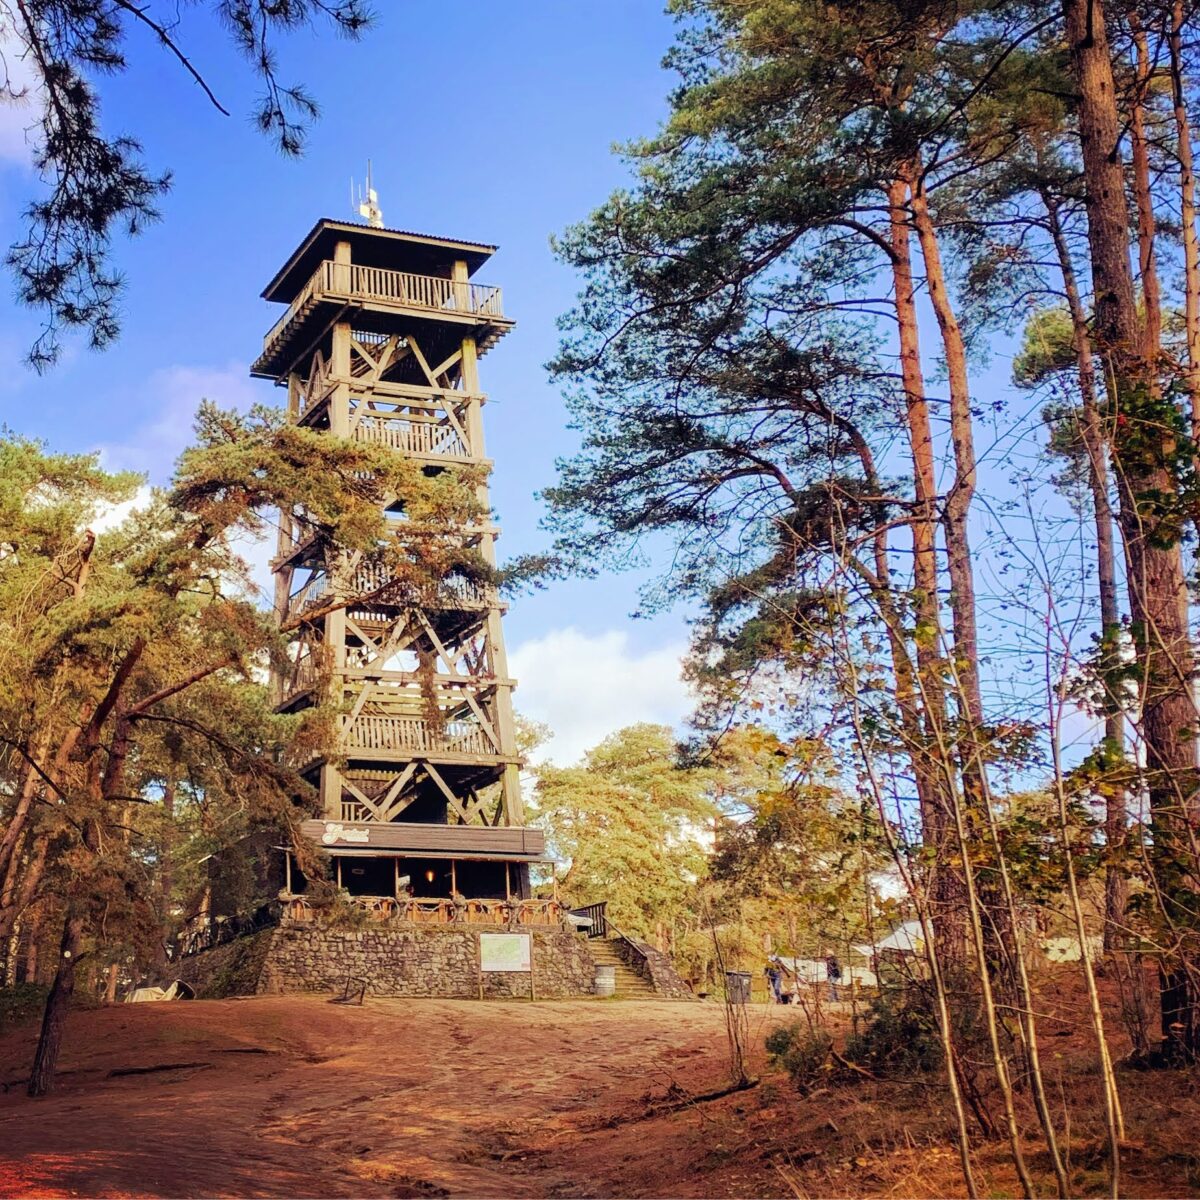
xmin=278 ymin=651 xmax=323 ymax=699
xmin=568 ymin=901 xmax=608 ymax=939
xmin=287 ymin=566 xmax=489 ymax=623
xmin=344 ymin=263 xmax=504 ymax=318
xmin=343 ymin=714 xmax=493 ymax=757
xmin=354 ymin=414 xmax=468 ymax=458
xmin=264 ymin=266 xmax=325 ymax=348
xmin=283 ymin=895 xmax=564 ymax=928
xmin=263 ymin=260 xmax=505 ymax=351
xmin=349 ymin=562 xmax=487 ymax=607
xmin=174 ymin=904 xmax=278 ymax=958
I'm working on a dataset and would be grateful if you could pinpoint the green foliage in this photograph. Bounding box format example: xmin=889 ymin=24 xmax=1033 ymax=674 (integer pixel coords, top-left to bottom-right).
xmin=844 ymin=990 xmax=945 ymax=1077
xmin=1013 ymin=307 xmax=1080 ymax=389
xmin=764 ymin=1021 xmax=833 ymax=1092
xmin=705 ymin=728 xmax=888 ymax=953
xmin=0 ymin=399 xmax=477 ymax=988
xmin=533 ymin=723 xmax=714 ymax=939
xmin=0 ymin=983 xmax=50 ymax=1033
xmin=533 ymin=720 xmax=885 ymax=987
xmin=305 ymin=881 xmax=372 ymax=931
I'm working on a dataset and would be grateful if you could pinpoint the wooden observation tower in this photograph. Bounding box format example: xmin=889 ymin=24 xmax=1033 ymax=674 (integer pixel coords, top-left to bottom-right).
xmin=252 ymin=216 xmax=545 ymax=906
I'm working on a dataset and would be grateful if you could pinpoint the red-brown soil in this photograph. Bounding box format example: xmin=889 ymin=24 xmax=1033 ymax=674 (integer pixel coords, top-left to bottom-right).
xmin=0 ymin=975 xmax=1197 ymax=1198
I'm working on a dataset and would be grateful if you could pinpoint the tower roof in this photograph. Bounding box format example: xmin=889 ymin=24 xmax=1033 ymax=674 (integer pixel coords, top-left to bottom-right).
xmin=261 ymin=218 xmax=498 ymax=304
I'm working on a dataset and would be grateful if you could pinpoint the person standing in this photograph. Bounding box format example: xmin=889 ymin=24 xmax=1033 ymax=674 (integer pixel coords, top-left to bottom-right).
xmin=764 ymin=961 xmax=783 ymax=1004
xmin=825 ymin=951 xmax=842 ymax=1001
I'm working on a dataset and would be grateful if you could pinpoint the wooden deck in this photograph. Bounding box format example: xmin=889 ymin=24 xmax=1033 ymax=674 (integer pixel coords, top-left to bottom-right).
xmin=283 ymin=565 xmax=492 ymax=625
xmin=252 ymin=260 xmax=512 ymax=377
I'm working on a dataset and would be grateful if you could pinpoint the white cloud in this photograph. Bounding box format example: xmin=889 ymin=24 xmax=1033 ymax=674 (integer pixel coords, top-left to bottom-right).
xmin=91 ymin=483 xmax=153 ymax=534
xmin=508 ymin=626 xmax=693 ymax=766
xmin=99 ymin=361 xmax=257 ymax=480
xmin=0 ymin=24 xmax=43 ymax=168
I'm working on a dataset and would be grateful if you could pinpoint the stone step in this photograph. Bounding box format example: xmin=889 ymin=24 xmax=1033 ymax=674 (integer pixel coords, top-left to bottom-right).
xmin=592 ymin=960 xmax=649 ymax=980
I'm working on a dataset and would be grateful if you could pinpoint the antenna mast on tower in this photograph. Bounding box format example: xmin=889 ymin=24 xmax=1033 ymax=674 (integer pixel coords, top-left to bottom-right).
xmin=352 ymin=160 xmax=384 ymax=228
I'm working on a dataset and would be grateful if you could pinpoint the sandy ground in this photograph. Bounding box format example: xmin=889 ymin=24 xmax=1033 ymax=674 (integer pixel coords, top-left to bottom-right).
xmin=2 ymin=979 xmax=1198 ymax=1199
xmin=0 ymin=996 xmax=791 ymax=1199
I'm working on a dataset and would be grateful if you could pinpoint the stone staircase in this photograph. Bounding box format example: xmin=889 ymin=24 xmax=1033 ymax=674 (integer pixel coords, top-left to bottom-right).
xmin=587 ymin=937 xmax=658 ymax=999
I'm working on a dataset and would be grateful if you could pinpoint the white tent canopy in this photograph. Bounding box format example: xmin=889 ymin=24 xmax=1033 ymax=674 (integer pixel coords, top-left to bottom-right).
xmin=853 ymin=920 xmax=925 ymax=957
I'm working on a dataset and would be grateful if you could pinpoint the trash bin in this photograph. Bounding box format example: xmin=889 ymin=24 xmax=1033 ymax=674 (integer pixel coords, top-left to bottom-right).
xmin=595 ymin=964 xmax=616 ymax=996
xmin=725 ymin=971 xmax=751 ymax=1004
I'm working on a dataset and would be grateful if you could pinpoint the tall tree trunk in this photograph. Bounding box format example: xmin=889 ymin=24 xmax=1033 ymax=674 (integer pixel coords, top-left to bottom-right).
xmin=886 ymin=171 xmax=961 ymax=949
xmin=1044 ymin=187 xmax=1128 ymax=948
xmin=0 ymin=748 xmax=47 ymax=885
xmin=1065 ymin=0 xmax=1200 ymax=1064
xmin=909 ymin=172 xmax=1080 ymax=1193
xmin=0 ymin=832 xmax=50 ymax=944
xmin=1168 ymin=0 xmax=1200 ymax=431
xmin=3 ymin=923 xmax=18 ymax=987
xmin=23 ymin=905 xmax=40 ymax=984
xmin=27 ymin=909 xmax=84 ymax=1097
xmin=104 ymin=962 xmax=119 ymax=1004
xmin=908 ymin=177 xmax=992 ymax=850
xmin=1129 ymin=15 xmax=1164 ymax=362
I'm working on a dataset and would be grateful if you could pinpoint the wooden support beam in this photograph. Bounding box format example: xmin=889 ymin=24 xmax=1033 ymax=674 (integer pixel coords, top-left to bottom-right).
xmin=424 ymin=762 xmax=472 ymax=824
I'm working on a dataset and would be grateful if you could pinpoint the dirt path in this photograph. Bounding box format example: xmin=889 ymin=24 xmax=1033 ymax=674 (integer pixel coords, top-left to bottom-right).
xmin=0 ymin=996 xmax=780 ymax=1198
xmin=4 ymin=981 xmax=1198 ymax=1198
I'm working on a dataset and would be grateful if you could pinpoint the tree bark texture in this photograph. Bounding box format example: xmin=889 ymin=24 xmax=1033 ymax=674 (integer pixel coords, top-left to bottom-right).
xmin=1129 ymin=17 xmax=1164 ymax=363
xmin=1169 ymin=0 xmax=1200 ymax=434
xmin=887 ymin=172 xmax=963 ymax=948
xmin=27 ymin=910 xmax=84 ymax=1097
xmin=1065 ymin=0 xmax=1200 ymax=1059
xmin=1044 ymin=188 xmax=1128 ymax=947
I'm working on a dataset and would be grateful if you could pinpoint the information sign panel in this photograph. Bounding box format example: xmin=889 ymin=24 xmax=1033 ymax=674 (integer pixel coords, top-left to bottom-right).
xmin=480 ymin=932 xmax=532 ymax=972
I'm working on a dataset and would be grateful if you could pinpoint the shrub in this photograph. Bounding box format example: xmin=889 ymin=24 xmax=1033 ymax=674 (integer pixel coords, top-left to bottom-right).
xmin=844 ymin=990 xmax=944 ymax=1077
xmin=306 ymin=880 xmax=370 ymax=930
xmin=0 ymin=983 xmax=49 ymax=1033
xmin=765 ymin=1021 xmax=833 ymax=1092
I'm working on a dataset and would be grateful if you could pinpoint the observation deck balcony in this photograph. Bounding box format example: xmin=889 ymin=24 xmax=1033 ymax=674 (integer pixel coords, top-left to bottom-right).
xmin=252 ymin=260 xmax=512 ymax=379
xmin=289 ymin=712 xmax=519 ymax=776
xmin=284 ymin=565 xmax=493 ymax=627
xmin=340 ymin=713 xmax=517 ymax=764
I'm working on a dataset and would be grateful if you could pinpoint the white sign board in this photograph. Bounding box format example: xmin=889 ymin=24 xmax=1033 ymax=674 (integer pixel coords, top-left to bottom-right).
xmin=321 ymin=822 xmax=369 ymax=845
xmin=480 ymin=932 xmax=531 ymax=973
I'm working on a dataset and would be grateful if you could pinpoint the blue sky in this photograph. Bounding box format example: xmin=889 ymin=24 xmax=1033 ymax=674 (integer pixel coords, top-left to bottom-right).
xmin=0 ymin=2 xmax=698 ymax=764
xmin=0 ymin=3 xmax=1112 ymax=777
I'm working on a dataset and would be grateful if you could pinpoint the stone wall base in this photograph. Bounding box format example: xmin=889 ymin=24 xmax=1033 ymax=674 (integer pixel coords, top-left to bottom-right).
xmin=172 ymin=924 xmax=597 ymax=1000
xmin=611 ymin=935 xmax=696 ymax=1000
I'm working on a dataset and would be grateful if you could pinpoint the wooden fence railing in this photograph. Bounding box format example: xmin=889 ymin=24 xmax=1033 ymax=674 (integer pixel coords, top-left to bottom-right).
xmin=354 ymin=414 xmax=468 ymax=458
xmin=286 ymin=566 xmax=489 ymax=623
xmin=263 ymin=261 xmax=505 ymax=351
xmin=568 ymin=901 xmax=608 ymax=939
xmin=343 ymin=714 xmax=493 ymax=757
xmin=283 ymin=895 xmax=563 ymax=927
